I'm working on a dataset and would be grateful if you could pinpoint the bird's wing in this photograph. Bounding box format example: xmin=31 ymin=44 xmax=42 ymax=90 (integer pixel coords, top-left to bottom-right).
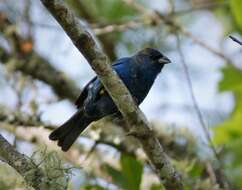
xmin=75 ymin=76 xmax=98 ymax=108
xmin=112 ymin=57 xmax=129 ymax=67
xmin=75 ymin=57 xmax=131 ymax=108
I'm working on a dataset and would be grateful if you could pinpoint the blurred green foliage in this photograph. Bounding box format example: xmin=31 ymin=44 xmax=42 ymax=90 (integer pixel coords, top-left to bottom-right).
xmin=83 ymin=184 xmax=108 ymax=190
xmin=215 ymin=0 xmax=242 ymax=35
xmin=213 ymin=65 xmax=242 ymax=188
xmin=1 ymin=0 xmax=242 ymax=189
xmin=82 ymin=153 xmax=169 ymax=190
xmin=66 ymin=0 xmax=138 ymax=23
xmin=83 ymin=0 xmax=137 ymax=22
xmin=84 ymin=154 xmax=143 ymax=190
xmin=230 ymin=0 xmax=242 ymax=32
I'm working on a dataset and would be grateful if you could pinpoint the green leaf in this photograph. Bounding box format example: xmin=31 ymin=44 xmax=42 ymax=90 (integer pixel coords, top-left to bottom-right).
xmin=219 ymin=65 xmax=242 ymax=92
xmin=103 ymin=154 xmax=143 ymax=190
xmin=226 ymin=139 xmax=242 ymax=167
xmin=120 ymin=154 xmax=143 ymax=190
xmin=78 ymin=0 xmax=138 ymax=22
xmin=150 ymin=184 xmax=165 ymax=190
xmin=186 ymin=160 xmax=204 ymax=178
xmin=104 ymin=164 xmax=127 ymax=189
xmin=214 ymin=65 xmax=242 ymax=144
xmin=230 ymin=0 xmax=242 ymax=31
xmin=213 ymin=63 xmax=242 ymax=187
xmin=214 ymin=115 xmax=242 ymax=144
xmin=82 ymin=184 xmax=108 ymax=190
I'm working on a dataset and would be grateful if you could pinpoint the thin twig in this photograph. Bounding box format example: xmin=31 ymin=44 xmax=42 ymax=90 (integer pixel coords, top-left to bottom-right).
xmin=176 ymin=34 xmax=218 ymax=162
xmin=179 ymin=27 xmax=230 ymax=61
xmin=93 ymin=21 xmax=143 ymax=35
xmin=82 ymin=141 xmax=98 ymax=162
xmin=175 ymin=34 xmax=229 ymax=190
xmin=229 ymin=35 xmax=242 ymax=46
xmin=121 ymin=0 xmax=236 ymax=67
xmin=174 ymin=1 xmax=228 ymax=16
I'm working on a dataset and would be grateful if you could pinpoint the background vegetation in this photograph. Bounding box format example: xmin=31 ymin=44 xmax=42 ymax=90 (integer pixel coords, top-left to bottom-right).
xmin=0 ymin=0 xmax=241 ymax=189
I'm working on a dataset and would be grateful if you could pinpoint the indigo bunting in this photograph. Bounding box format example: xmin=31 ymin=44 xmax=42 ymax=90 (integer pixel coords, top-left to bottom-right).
xmin=49 ymin=48 xmax=171 ymax=151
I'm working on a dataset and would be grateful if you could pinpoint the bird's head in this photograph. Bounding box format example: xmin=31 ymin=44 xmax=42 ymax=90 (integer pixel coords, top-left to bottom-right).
xmin=136 ymin=48 xmax=171 ymax=65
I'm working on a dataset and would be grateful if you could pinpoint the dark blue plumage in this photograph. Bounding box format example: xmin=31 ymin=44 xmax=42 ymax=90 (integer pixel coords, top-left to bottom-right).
xmin=49 ymin=48 xmax=171 ymax=151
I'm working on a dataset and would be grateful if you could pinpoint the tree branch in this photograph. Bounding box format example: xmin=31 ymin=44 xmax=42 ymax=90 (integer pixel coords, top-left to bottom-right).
xmin=0 ymin=106 xmax=197 ymax=163
xmin=0 ymin=12 xmax=79 ymax=101
xmin=122 ymin=0 xmax=241 ymax=71
xmin=0 ymin=106 xmax=55 ymax=130
xmin=92 ymin=20 xmax=143 ymax=35
xmin=229 ymin=35 xmax=242 ymax=46
xmin=0 ymin=133 xmax=46 ymax=190
xmin=175 ymin=34 xmax=230 ymax=190
xmin=66 ymin=0 xmax=117 ymax=61
xmin=39 ymin=0 xmax=183 ymax=189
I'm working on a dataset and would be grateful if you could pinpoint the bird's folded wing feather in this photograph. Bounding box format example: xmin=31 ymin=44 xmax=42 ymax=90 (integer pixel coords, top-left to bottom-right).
xmin=75 ymin=76 xmax=97 ymax=108
xmin=75 ymin=57 xmax=131 ymax=108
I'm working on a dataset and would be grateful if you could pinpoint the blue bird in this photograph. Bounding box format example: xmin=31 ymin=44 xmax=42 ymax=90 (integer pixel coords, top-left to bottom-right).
xmin=49 ymin=48 xmax=171 ymax=151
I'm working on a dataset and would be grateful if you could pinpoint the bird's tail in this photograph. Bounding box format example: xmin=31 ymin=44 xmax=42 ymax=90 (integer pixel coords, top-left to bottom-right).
xmin=49 ymin=109 xmax=91 ymax=151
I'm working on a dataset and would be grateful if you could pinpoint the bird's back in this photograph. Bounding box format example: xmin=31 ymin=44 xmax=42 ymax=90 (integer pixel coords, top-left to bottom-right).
xmin=113 ymin=57 xmax=158 ymax=104
xmin=49 ymin=48 xmax=168 ymax=151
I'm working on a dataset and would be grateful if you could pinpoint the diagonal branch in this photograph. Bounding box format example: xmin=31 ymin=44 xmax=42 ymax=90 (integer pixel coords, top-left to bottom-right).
xmin=66 ymin=0 xmax=117 ymax=61
xmin=0 ymin=12 xmax=79 ymax=101
xmin=39 ymin=0 xmax=183 ymax=189
xmin=0 ymin=133 xmax=46 ymax=190
xmin=122 ymin=0 xmax=241 ymax=71
xmin=0 ymin=105 xmax=197 ymax=163
xmin=175 ymin=34 xmax=230 ymax=190
xmin=0 ymin=105 xmax=55 ymax=130
xmin=0 ymin=47 xmax=79 ymax=101
xmin=229 ymin=35 xmax=242 ymax=46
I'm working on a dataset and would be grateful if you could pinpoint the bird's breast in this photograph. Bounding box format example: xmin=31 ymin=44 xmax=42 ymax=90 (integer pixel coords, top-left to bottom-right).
xmin=127 ymin=68 xmax=156 ymax=104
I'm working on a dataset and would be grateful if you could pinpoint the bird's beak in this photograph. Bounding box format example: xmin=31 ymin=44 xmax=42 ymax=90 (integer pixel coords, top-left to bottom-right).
xmin=158 ymin=56 xmax=171 ymax=64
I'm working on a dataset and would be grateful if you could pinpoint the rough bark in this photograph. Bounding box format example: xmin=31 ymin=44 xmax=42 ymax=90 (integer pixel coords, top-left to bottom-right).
xmin=0 ymin=133 xmax=46 ymax=190
xmin=39 ymin=0 xmax=183 ymax=189
xmin=66 ymin=0 xmax=117 ymax=61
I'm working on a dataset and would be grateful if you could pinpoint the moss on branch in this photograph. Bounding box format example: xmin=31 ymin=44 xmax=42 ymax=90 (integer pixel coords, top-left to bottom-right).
xmin=0 ymin=133 xmax=45 ymax=190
